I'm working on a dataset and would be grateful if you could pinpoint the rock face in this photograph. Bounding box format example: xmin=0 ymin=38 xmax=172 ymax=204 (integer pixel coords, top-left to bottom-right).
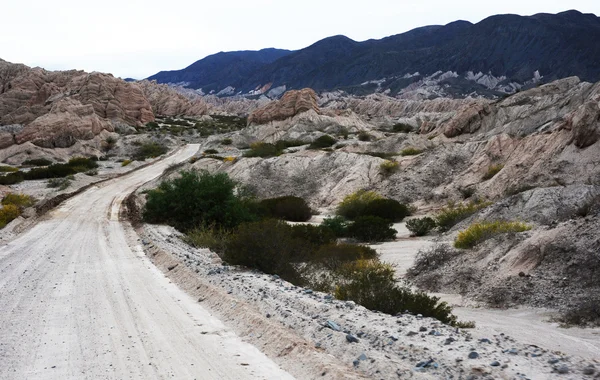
xmin=136 ymin=80 xmax=209 ymax=116
xmin=247 ymin=89 xmax=320 ymax=125
xmin=0 ymin=59 xmax=154 ymax=148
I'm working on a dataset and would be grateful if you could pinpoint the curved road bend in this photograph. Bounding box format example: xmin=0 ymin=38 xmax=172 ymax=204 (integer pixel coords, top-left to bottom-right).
xmin=0 ymin=144 xmax=294 ymax=380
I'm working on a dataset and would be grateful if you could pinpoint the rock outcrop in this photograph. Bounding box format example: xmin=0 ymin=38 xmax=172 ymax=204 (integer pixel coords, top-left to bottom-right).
xmin=0 ymin=59 xmax=154 ymax=149
xmin=136 ymin=80 xmax=209 ymax=116
xmin=247 ymin=88 xmax=320 ymax=125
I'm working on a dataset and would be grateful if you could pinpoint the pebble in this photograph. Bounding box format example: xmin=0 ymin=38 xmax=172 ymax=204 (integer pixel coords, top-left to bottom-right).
xmin=326 ymin=320 xmax=341 ymax=331
xmin=468 ymin=351 xmax=479 ymax=359
xmin=346 ymin=334 xmax=359 ymax=343
xmin=490 ymin=361 xmax=501 ymax=367
xmin=555 ymin=364 xmax=570 ymax=374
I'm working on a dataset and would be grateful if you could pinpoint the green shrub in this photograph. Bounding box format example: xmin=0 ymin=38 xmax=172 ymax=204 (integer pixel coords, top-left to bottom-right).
xmin=243 ymin=142 xmax=282 ymax=158
xmin=336 ymin=190 xmax=383 ymax=220
xmin=143 ymin=170 xmax=256 ymax=231
xmin=289 ymin=224 xmax=336 ymax=255
xmin=406 ymin=217 xmax=437 ymax=236
xmin=22 ymin=158 xmax=52 ymax=166
xmin=320 ymin=216 xmax=349 ymax=237
xmin=47 ymin=177 xmax=72 ymax=190
xmin=380 ymin=160 xmax=399 ymax=175
xmin=347 ymin=216 xmax=397 ymax=242
xmin=133 ymin=142 xmax=168 ymax=160
xmin=362 ymin=198 xmax=411 ymax=222
xmin=308 ymin=135 xmax=337 ymax=149
xmin=406 ymin=244 xmax=459 ymax=277
xmin=185 ymin=225 xmax=231 ymax=254
xmin=334 ymin=260 xmax=456 ymax=324
xmin=312 ymin=243 xmax=378 ymax=272
xmin=2 ymin=193 xmax=35 ymax=208
xmin=357 ymin=131 xmax=373 ymax=141
xmin=482 ymin=164 xmax=504 ymax=180
xmin=204 ymin=149 xmax=219 ymax=154
xmin=0 ymin=204 xmax=21 ymax=229
xmin=259 ymin=196 xmax=312 ymax=222
xmin=392 ymin=123 xmax=413 ymax=133
xmin=221 ymin=138 xmax=233 ymax=145
xmin=23 ymin=157 xmax=98 ymax=180
xmin=121 ymin=159 xmax=133 ymax=167
xmin=435 ymin=200 xmax=492 ymax=232
xmin=146 ymin=121 xmax=159 ymax=128
xmin=400 ymin=147 xmax=422 ymax=156
xmin=454 ymin=220 xmax=531 ymax=249
xmin=223 ymin=219 xmax=306 ymax=284
xmin=0 ymin=166 xmax=18 ymax=173
xmin=0 ymin=172 xmax=24 ymax=185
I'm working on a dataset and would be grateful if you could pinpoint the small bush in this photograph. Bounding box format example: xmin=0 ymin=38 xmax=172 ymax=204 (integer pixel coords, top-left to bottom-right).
xmin=47 ymin=177 xmax=71 ymax=190
xmin=276 ymin=139 xmax=306 ymax=149
xmin=0 ymin=204 xmax=21 ymax=229
xmin=362 ymin=198 xmax=411 ymax=222
xmin=557 ymin=296 xmax=600 ymax=327
xmin=400 ymin=147 xmax=422 ymax=156
xmin=204 ymin=149 xmax=219 ymax=154
xmin=459 ymin=187 xmax=475 ymax=199
xmin=406 ymin=244 xmax=459 ymax=277
xmin=406 ymin=217 xmax=437 ymax=236
xmin=185 ymin=225 xmax=231 ymax=254
xmin=380 ymin=160 xmax=399 ymax=175
xmin=223 ymin=219 xmax=306 ymax=284
xmin=320 ymin=216 xmax=349 ymax=237
xmin=435 ymin=200 xmax=492 ymax=232
xmin=22 ymin=157 xmax=98 ymax=180
xmin=259 ymin=196 xmax=312 ymax=222
xmin=308 ymin=135 xmax=337 ymax=149
xmin=454 ymin=220 xmax=531 ymax=249
xmin=336 ymin=190 xmax=383 ymax=220
xmin=146 ymin=121 xmax=159 ymax=128
xmin=312 ymin=243 xmax=378 ymax=272
xmin=243 ymin=142 xmax=282 ymax=158
xmin=334 ymin=260 xmax=457 ymax=324
xmin=133 ymin=142 xmax=168 ymax=160
xmin=143 ymin=170 xmax=256 ymax=231
xmin=22 ymin=158 xmax=52 ymax=167
xmin=357 ymin=131 xmax=373 ymax=141
xmin=121 ymin=159 xmax=133 ymax=167
xmin=0 ymin=166 xmax=18 ymax=173
xmin=347 ymin=216 xmax=397 ymax=242
xmin=221 ymin=138 xmax=233 ymax=145
xmin=2 ymin=193 xmax=35 ymax=208
xmin=392 ymin=123 xmax=413 ymax=133
xmin=482 ymin=164 xmax=504 ymax=180
xmin=0 ymin=172 xmax=24 ymax=185
xmin=289 ymin=224 xmax=336 ymax=256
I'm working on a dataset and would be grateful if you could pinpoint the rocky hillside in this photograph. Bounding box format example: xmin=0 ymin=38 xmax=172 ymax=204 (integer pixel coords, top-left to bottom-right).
xmin=147 ymin=10 xmax=600 ymax=98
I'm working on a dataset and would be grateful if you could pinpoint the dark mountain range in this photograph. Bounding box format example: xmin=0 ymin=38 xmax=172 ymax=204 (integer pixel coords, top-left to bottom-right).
xmin=147 ymin=10 xmax=600 ymax=97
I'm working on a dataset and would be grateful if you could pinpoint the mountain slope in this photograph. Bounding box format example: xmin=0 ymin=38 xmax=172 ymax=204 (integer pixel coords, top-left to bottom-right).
xmin=147 ymin=10 xmax=600 ymax=97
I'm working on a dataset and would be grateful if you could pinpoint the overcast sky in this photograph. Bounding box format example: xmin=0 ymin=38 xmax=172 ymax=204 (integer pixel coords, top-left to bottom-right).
xmin=1 ymin=1 xmax=598 ymax=79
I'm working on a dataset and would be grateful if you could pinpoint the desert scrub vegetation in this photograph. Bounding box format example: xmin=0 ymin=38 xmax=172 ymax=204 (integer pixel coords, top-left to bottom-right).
xmin=0 ymin=204 xmax=21 ymax=229
xmin=406 ymin=217 xmax=437 ymax=236
xmin=454 ymin=220 xmax=531 ymax=249
xmin=2 ymin=157 xmax=99 ymax=185
xmin=0 ymin=193 xmax=35 ymax=229
xmin=391 ymin=123 xmax=413 ymax=133
xmin=346 ymin=215 xmax=397 ymax=242
xmin=47 ymin=176 xmax=73 ymax=190
xmin=336 ymin=190 xmax=410 ymax=222
xmin=435 ymin=200 xmax=492 ymax=232
xmin=143 ymin=170 xmax=256 ymax=231
xmin=243 ymin=142 xmax=282 ymax=158
xmin=379 ymin=160 xmax=399 ymax=175
xmin=258 ymin=196 xmax=312 ymax=222
xmin=357 ymin=131 xmax=373 ymax=141
xmin=133 ymin=142 xmax=167 ymax=160
xmin=556 ymin=296 xmax=600 ymax=327
xmin=121 ymin=159 xmax=133 ymax=167
xmin=308 ymin=135 xmax=337 ymax=149
xmin=482 ymin=164 xmax=504 ymax=180
xmin=0 ymin=165 xmax=19 ymax=173
xmin=21 ymin=158 xmax=52 ymax=167
xmin=406 ymin=244 xmax=460 ymax=278
xmin=400 ymin=147 xmax=422 ymax=156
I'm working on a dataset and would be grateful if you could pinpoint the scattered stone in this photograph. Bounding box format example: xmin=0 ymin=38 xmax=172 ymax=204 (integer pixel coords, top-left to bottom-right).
xmin=468 ymin=351 xmax=480 ymax=359
xmin=358 ymin=353 xmax=367 ymax=361
xmin=583 ymin=365 xmax=596 ymax=375
xmin=346 ymin=334 xmax=359 ymax=343
xmin=326 ymin=320 xmax=341 ymax=331
xmin=490 ymin=361 xmax=501 ymax=367
xmin=419 ymin=326 xmax=428 ymax=332
xmin=445 ymin=337 xmax=456 ymax=345
xmin=555 ymin=364 xmax=570 ymax=374
xmin=406 ymin=331 xmax=418 ymax=337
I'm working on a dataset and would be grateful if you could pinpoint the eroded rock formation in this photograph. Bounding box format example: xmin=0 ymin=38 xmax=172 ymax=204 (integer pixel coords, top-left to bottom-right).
xmin=248 ymin=88 xmax=320 ymax=125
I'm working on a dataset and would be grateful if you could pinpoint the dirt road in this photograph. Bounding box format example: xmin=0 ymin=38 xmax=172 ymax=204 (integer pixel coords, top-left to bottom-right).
xmin=0 ymin=145 xmax=294 ymax=380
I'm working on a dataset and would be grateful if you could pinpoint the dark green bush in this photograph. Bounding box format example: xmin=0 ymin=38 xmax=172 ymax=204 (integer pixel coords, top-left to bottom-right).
xmin=133 ymin=142 xmax=168 ymax=160
xmin=259 ymin=196 xmax=312 ymax=222
xmin=320 ymin=216 xmax=349 ymax=237
xmin=312 ymin=243 xmax=377 ymax=272
xmin=223 ymin=219 xmax=306 ymax=284
xmin=146 ymin=121 xmax=159 ymax=128
xmin=243 ymin=142 xmax=282 ymax=158
xmin=406 ymin=217 xmax=437 ymax=236
xmin=392 ymin=123 xmax=413 ymax=133
xmin=204 ymin=149 xmax=219 ymax=154
xmin=362 ymin=198 xmax=411 ymax=222
xmin=347 ymin=216 xmax=397 ymax=242
xmin=335 ymin=260 xmax=456 ymax=324
xmin=358 ymin=131 xmax=373 ymax=141
xmin=435 ymin=200 xmax=492 ymax=232
xmin=22 ymin=158 xmax=52 ymax=166
xmin=0 ymin=172 xmax=24 ymax=185
xmin=0 ymin=166 xmax=18 ymax=173
xmin=221 ymin=138 xmax=233 ymax=145
xmin=308 ymin=135 xmax=337 ymax=149
xmin=143 ymin=170 xmax=256 ymax=231
xmin=289 ymin=224 xmax=336 ymax=256
xmin=336 ymin=190 xmax=383 ymax=220
xmin=23 ymin=157 xmax=97 ymax=180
